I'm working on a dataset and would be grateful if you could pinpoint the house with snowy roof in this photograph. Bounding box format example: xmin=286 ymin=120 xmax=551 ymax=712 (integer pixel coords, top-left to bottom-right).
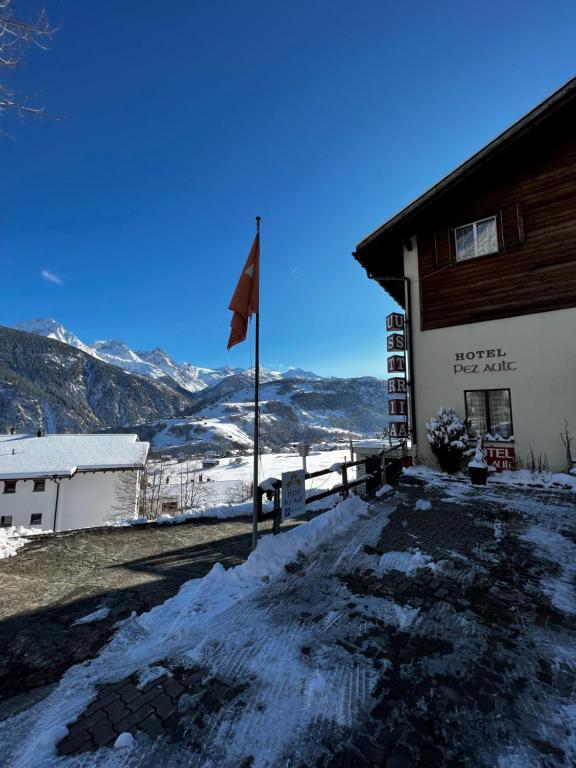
xmin=354 ymin=77 xmax=576 ymax=472
xmin=0 ymin=433 xmax=149 ymax=532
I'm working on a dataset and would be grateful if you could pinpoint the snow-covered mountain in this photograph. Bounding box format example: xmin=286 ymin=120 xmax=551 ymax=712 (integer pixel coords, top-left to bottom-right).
xmin=0 ymin=326 xmax=196 ymax=434
xmin=12 ymin=319 xmax=321 ymax=393
xmin=139 ymin=375 xmax=388 ymax=452
xmin=0 ymin=323 xmax=386 ymax=448
xmin=12 ymin=319 xmax=96 ymax=358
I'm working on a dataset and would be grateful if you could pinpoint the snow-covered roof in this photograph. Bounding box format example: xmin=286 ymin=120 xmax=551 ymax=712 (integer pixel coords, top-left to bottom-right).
xmin=0 ymin=434 xmax=149 ymax=480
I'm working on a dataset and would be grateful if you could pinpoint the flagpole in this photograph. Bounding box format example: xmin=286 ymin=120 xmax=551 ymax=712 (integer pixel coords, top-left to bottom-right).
xmin=252 ymin=215 xmax=261 ymax=551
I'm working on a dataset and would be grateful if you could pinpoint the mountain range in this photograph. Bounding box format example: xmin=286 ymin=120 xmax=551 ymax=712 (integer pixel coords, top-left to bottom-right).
xmin=1 ymin=320 xmax=388 ymax=452
xmin=12 ymin=320 xmax=321 ymax=392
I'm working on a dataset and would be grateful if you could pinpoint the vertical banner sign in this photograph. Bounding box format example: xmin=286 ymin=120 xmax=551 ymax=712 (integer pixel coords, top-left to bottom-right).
xmin=386 ymin=312 xmax=408 ymax=440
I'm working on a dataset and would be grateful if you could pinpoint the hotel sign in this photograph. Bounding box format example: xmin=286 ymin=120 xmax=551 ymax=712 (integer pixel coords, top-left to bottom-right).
xmin=485 ymin=445 xmax=517 ymax=471
xmin=386 ymin=312 xmax=408 ymax=439
xmin=453 ymin=348 xmax=518 ymax=375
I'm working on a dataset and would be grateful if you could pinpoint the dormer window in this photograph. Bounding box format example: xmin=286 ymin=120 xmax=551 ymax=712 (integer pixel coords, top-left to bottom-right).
xmin=454 ymin=216 xmax=498 ymax=261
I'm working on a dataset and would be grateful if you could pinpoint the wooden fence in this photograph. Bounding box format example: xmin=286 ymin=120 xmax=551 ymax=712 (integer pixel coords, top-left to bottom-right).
xmin=256 ymin=442 xmax=407 ymax=535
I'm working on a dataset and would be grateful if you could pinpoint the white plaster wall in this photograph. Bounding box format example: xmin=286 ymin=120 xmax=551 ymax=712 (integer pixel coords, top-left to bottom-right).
xmin=0 ymin=470 xmax=140 ymax=532
xmin=0 ymin=478 xmax=58 ymax=531
xmin=404 ymin=242 xmax=576 ymax=472
xmin=58 ymin=471 xmax=138 ymax=531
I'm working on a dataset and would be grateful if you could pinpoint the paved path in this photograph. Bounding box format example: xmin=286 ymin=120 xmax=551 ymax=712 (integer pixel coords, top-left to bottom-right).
xmin=0 ymin=514 xmax=310 ymax=701
xmin=2 ymin=476 xmax=576 ymax=767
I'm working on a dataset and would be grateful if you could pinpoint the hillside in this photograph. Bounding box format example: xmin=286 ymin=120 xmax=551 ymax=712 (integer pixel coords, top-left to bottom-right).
xmin=0 ymin=327 xmax=195 ymax=433
xmin=138 ymin=375 xmax=388 ymax=452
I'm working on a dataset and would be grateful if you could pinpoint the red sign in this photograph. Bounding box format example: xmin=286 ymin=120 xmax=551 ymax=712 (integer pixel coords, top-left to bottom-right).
xmin=387 ymin=355 xmax=405 ymax=373
xmin=387 ymin=333 xmax=405 ymax=352
xmin=388 ymin=399 xmax=407 ymax=417
xmin=386 ymin=313 xmax=404 ymax=331
xmin=388 ymin=378 xmax=406 ymax=394
xmin=485 ymin=445 xmax=516 ymax=471
xmin=389 ymin=422 xmax=408 ymax=439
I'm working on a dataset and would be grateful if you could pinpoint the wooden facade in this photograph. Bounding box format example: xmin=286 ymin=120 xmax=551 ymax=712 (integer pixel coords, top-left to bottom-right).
xmin=354 ymin=78 xmax=576 ymax=331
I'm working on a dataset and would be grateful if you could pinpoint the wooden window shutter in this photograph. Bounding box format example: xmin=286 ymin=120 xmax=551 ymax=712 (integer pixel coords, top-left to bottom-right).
xmin=434 ymin=228 xmax=453 ymax=267
xmin=499 ymin=202 xmax=524 ymax=250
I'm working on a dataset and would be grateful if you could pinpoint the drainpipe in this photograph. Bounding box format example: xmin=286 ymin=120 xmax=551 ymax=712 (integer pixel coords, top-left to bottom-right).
xmin=52 ymin=477 xmax=61 ymax=532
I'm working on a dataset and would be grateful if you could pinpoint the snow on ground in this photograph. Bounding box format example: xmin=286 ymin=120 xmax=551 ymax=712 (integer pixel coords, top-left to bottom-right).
xmin=378 ymin=548 xmax=437 ymax=575
xmin=0 ymin=495 xmax=385 ymax=768
xmin=156 ymin=449 xmax=354 ymax=520
xmin=0 ymin=526 xmax=45 ymax=560
xmin=404 ymin=464 xmax=576 ymax=490
xmin=72 ymin=607 xmax=111 ymax=626
xmin=414 ymin=498 xmax=432 ymax=511
xmin=521 ymin=524 xmax=576 ymax=614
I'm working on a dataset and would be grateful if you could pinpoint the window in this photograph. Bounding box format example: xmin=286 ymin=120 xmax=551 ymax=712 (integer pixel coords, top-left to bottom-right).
xmin=455 ymin=217 xmax=498 ymax=261
xmin=3 ymin=480 xmax=16 ymax=494
xmin=33 ymin=479 xmax=46 ymax=492
xmin=30 ymin=513 xmax=42 ymax=525
xmin=0 ymin=515 xmax=13 ymax=527
xmin=465 ymin=389 xmax=513 ymax=440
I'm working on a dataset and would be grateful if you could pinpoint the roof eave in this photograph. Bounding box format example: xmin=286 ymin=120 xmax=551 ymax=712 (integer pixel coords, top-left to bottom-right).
xmin=356 ymin=75 xmax=576 ymax=251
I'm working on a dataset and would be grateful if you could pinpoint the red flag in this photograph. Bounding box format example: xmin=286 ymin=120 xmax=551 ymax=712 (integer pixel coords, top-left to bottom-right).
xmin=227 ymin=233 xmax=260 ymax=350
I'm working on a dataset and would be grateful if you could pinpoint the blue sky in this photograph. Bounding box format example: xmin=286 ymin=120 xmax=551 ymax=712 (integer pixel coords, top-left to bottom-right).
xmin=2 ymin=0 xmax=575 ymax=377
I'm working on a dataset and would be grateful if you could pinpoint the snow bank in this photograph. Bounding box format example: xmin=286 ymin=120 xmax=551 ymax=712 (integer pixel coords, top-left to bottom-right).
xmin=2 ymin=496 xmax=373 ymax=768
xmin=490 ymin=469 xmax=576 ymax=490
xmin=403 ymin=464 xmax=576 ymax=490
xmin=0 ymin=526 xmax=45 ymax=560
xmin=131 ymin=496 xmax=369 ymax=649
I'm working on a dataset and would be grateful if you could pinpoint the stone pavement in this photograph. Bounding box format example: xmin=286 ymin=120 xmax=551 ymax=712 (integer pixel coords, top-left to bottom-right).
xmin=0 ymin=512 xmax=316 ymax=702
xmin=44 ymin=475 xmax=576 ymax=767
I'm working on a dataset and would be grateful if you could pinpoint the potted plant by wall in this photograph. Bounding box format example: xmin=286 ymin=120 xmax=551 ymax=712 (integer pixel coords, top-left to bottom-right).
xmin=468 ymin=436 xmax=489 ymax=486
xmin=426 ymin=407 xmax=469 ymax=474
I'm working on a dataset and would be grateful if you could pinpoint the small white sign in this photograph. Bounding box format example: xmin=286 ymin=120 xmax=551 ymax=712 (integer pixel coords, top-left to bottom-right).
xmin=281 ymin=470 xmax=306 ymax=520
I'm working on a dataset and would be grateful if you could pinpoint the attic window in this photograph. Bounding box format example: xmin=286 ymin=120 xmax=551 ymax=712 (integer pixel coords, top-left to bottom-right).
xmin=33 ymin=479 xmax=46 ymax=493
xmin=454 ymin=217 xmax=498 ymax=261
xmin=3 ymin=481 xmax=16 ymax=494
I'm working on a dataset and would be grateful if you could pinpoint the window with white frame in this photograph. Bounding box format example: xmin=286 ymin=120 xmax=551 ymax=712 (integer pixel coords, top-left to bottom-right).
xmin=454 ymin=216 xmax=498 ymax=261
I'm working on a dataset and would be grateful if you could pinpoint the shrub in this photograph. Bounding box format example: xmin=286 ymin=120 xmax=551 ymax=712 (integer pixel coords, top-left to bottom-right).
xmin=224 ymin=479 xmax=253 ymax=505
xmin=426 ymin=407 xmax=469 ymax=474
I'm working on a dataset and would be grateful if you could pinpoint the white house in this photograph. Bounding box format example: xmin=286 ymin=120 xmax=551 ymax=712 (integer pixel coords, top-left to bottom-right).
xmin=0 ymin=433 xmax=149 ymax=532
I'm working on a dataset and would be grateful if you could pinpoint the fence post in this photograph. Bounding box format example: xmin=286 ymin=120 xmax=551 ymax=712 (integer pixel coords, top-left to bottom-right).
xmin=256 ymin=487 xmax=263 ymax=526
xmin=381 ymin=451 xmax=387 ymax=486
xmin=342 ymin=463 xmax=349 ymax=500
xmin=272 ymin=483 xmax=281 ymax=535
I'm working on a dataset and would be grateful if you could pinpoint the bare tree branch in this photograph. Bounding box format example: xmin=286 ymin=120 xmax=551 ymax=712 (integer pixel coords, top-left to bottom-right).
xmin=0 ymin=1 xmax=56 ymax=123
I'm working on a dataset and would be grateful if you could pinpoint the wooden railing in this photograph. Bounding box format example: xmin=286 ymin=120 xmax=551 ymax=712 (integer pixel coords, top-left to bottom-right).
xmin=256 ymin=442 xmax=407 ymax=535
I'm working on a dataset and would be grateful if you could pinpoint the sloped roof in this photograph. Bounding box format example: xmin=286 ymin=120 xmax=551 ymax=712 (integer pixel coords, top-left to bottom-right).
xmin=0 ymin=434 xmax=149 ymax=480
xmin=355 ymin=75 xmax=576 ymax=251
